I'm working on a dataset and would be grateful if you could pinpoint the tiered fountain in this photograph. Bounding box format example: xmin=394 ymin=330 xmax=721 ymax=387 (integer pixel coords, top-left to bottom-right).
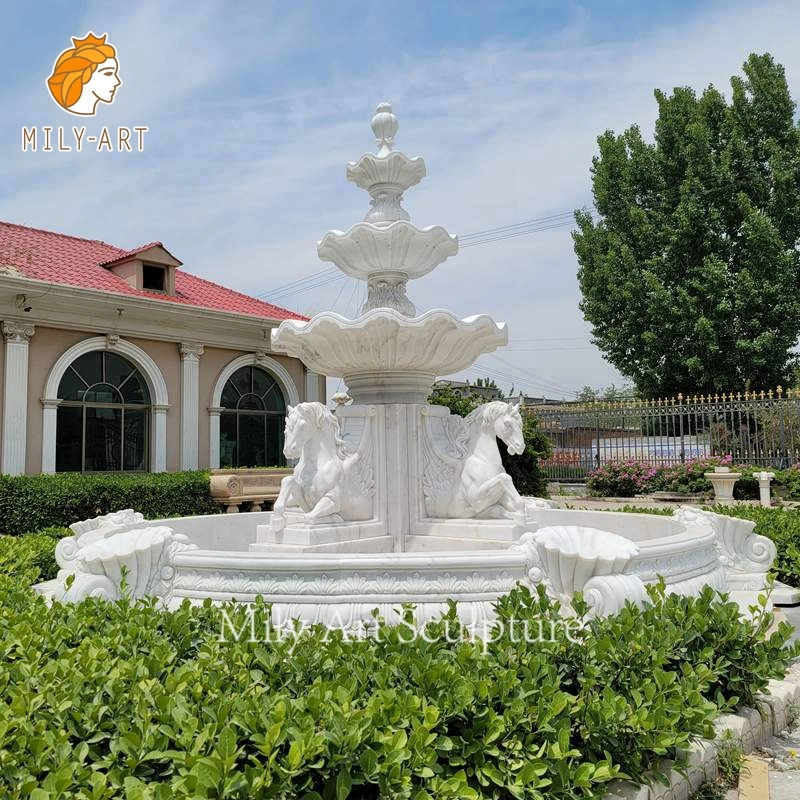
xmin=40 ymin=106 xmax=777 ymax=625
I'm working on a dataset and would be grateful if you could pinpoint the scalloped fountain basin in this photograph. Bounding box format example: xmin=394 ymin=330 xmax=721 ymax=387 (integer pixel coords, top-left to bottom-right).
xmin=48 ymin=504 xmax=743 ymax=621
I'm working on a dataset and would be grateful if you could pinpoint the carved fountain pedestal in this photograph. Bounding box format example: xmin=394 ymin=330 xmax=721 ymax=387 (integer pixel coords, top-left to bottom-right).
xmin=38 ymin=105 xmax=782 ymax=626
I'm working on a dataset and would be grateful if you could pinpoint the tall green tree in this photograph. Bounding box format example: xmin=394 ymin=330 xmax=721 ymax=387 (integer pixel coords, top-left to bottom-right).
xmin=574 ymin=53 xmax=800 ymax=397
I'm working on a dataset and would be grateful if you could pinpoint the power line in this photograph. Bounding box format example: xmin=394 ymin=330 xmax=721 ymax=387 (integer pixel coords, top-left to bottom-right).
xmin=259 ymin=207 xmax=592 ymax=301
xmin=458 ymin=211 xmax=576 ymax=241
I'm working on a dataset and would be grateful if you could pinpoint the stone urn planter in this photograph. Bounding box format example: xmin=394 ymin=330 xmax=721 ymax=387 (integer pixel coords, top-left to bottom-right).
xmin=704 ymin=466 xmax=740 ymax=506
xmin=209 ymin=468 xmax=292 ymax=513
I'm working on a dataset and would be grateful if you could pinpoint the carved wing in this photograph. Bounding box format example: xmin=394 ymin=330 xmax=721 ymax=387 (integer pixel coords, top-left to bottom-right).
xmin=421 ymin=411 xmax=465 ymax=517
xmin=344 ymin=410 xmax=376 ymax=497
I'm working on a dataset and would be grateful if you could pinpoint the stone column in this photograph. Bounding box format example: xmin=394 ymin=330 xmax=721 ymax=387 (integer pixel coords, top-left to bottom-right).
xmin=40 ymin=399 xmax=61 ymax=474
xmin=208 ymin=406 xmax=223 ymax=469
xmin=179 ymin=343 xmax=204 ymax=470
xmin=1 ymin=321 xmax=34 ymax=475
xmin=754 ymin=471 xmax=775 ymax=508
xmin=305 ymin=369 xmax=322 ymax=403
xmin=151 ymin=404 xmax=169 ymax=472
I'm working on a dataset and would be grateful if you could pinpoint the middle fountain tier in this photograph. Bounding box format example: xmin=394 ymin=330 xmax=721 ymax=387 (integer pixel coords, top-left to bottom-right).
xmin=268 ymin=103 xmax=529 ymax=553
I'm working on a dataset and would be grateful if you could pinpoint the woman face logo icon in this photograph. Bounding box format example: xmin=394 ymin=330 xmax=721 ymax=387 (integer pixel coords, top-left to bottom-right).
xmin=47 ymin=32 xmax=122 ymax=116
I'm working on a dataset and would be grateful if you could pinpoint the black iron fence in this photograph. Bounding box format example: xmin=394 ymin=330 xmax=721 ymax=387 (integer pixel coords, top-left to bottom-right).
xmin=526 ymin=389 xmax=800 ymax=482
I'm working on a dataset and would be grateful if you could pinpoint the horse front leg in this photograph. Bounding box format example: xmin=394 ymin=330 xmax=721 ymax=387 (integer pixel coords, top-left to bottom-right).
xmin=271 ymin=476 xmax=299 ymax=531
xmin=499 ymin=475 xmax=523 ymax=513
xmin=465 ymin=473 xmax=508 ymax=517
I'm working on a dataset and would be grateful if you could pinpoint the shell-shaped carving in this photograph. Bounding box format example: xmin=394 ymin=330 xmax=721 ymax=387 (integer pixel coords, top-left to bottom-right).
xmin=77 ymin=526 xmax=174 ymax=598
xmin=711 ymin=514 xmax=776 ymax=572
xmin=69 ymin=509 xmax=144 ymax=536
xmin=347 ymin=152 xmax=426 ymax=193
xmin=271 ymin=308 xmax=508 ymax=378
xmin=317 ymin=221 xmax=457 ymax=281
xmin=533 ymin=526 xmax=640 ymax=597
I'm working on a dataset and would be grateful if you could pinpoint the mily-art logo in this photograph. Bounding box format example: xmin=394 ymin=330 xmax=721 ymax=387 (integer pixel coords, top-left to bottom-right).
xmin=22 ymin=31 xmax=147 ymax=153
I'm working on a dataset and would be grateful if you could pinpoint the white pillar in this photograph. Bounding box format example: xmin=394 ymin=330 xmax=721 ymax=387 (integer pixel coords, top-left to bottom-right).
xmin=179 ymin=343 xmax=203 ymax=470
xmin=305 ymin=369 xmax=322 ymax=402
xmin=41 ymin=399 xmax=61 ymax=474
xmin=151 ymin=404 xmax=169 ymax=472
xmin=2 ymin=321 xmax=34 ymax=475
xmin=208 ymin=406 xmax=223 ymax=469
xmin=754 ymin=471 xmax=775 ymax=508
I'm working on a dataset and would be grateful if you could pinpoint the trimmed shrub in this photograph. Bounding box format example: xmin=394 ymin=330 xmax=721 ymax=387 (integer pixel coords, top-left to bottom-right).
xmin=0 ymin=471 xmax=220 ymax=536
xmin=0 ymin=528 xmax=66 ymax=582
xmin=0 ymin=578 xmax=795 ymax=799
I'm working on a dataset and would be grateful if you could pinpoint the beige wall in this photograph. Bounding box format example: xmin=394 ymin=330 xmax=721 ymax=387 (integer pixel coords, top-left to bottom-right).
xmin=20 ymin=326 xmax=306 ymax=475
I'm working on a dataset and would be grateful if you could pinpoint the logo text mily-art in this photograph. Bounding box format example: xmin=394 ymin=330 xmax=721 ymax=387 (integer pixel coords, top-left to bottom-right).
xmin=22 ymin=126 xmax=147 ymax=152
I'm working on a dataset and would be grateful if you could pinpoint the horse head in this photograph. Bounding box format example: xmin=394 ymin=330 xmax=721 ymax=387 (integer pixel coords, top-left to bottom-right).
xmin=283 ymin=402 xmax=343 ymax=459
xmin=479 ymin=400 xmax=525 ymax=456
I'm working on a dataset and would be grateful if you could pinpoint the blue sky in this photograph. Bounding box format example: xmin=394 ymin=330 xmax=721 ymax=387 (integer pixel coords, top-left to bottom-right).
xmin=2 ymin=0 xmax=799 ymax=399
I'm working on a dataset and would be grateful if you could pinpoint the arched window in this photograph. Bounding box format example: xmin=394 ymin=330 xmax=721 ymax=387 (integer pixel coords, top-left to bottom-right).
xmin=219 ymin=366 xmax=286 ymax=467
xmin=56 ymin=351 xmax=151 ymax=472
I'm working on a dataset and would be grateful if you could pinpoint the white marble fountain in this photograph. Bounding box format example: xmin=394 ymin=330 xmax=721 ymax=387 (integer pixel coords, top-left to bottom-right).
xmin=38 ymin=105 xmax=777 ymax=624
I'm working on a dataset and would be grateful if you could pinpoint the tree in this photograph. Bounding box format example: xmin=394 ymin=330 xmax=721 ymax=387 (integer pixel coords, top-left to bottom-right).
xmin=428 ymin=387 xmax=552 ymax=497
xmin=574 ymin=53 xmax=800 ymax=398
xmin=575 ymin=383 xmax=636 ymax=403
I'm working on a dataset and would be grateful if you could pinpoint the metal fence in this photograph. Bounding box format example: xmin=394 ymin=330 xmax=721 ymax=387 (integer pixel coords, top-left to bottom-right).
xmin=526 ymin=389 xmax=800 ymax=482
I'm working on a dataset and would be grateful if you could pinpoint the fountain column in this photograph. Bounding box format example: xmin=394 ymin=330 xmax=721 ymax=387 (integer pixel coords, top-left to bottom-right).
xmin=269 ymin=104 xmax=515 ymax=551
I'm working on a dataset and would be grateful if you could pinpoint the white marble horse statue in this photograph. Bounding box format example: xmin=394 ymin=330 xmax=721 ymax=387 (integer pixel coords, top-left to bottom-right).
xmin=271 ymin=402 xmax=373 ymax=531
xmin=446 ymin=401 xmax=525 ymax=519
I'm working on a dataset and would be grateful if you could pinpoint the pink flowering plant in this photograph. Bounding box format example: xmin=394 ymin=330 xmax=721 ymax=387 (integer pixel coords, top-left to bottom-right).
xmin=588 ymin=455 xmax=734 ymax=497
xmin=586 ymin=460 xmax=665 ymax=497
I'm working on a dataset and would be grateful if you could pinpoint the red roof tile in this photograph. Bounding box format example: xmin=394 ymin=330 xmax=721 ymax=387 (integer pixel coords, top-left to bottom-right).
xmin=0 ymin=220 xmax=305 ymax=321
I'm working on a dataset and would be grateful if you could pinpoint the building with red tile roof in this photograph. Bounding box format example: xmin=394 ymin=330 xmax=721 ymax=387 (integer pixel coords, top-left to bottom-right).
xmin=0 ymin=220 xmax=323 ymax=476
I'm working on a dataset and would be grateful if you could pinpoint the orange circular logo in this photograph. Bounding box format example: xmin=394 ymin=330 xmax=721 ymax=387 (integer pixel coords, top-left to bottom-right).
xmin=47 ymin=32 xmax=121 ymax=116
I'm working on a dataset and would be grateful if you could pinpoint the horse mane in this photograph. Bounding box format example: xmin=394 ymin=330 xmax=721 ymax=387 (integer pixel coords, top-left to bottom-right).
xmin=455 ymin=401 xmax=517 ymax=450
xmin=293 ymin=402 xmax=348 ymax=456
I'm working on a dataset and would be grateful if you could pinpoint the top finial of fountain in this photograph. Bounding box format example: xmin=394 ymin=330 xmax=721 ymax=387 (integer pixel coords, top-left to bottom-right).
xmin=371 ymin=102 xmax=398 ymax=157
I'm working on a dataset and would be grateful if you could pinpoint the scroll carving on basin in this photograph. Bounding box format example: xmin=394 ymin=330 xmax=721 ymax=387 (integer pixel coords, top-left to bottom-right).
xmin=271 ymin=402 xmax=375 ymax=531
xmin=422 ymin=401 xmax=525 ymax=520
xmin=673 ymin=505 xmax=776 ymax=590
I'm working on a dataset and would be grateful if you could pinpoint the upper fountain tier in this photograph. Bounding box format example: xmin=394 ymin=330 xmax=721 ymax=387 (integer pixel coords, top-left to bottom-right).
xmin=316 ymin=103 xmax=458 ymax=297
xmin=271 ymin=103 xmax=508 ymax=404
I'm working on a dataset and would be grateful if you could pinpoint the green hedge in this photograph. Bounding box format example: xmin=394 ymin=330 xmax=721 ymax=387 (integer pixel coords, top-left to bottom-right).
xmin=0 ymin=472 xmax=220 ymax=536
xmin=0 ymin=526 xmax=67 ymax=583
xmin=0 ymin=577 xmax=795 ymax=799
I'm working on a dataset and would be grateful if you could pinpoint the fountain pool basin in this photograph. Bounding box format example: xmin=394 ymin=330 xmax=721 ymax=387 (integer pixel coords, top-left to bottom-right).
xmin=53 ymin=504 xmax=748 ymax=625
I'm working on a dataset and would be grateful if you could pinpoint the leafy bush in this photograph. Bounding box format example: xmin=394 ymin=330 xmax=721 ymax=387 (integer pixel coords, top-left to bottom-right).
xmin=585 ymin=455 xmax=800 ymax=499
xmin=0 ymin=577 xmax=795 ymax=798
xmin=585 ymin=460 xmax=664 ymax=497
xmin=0 ymin=472 xmax=220 ymax=536
xmin=0 ymin=527 xmax=65 ymax=582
